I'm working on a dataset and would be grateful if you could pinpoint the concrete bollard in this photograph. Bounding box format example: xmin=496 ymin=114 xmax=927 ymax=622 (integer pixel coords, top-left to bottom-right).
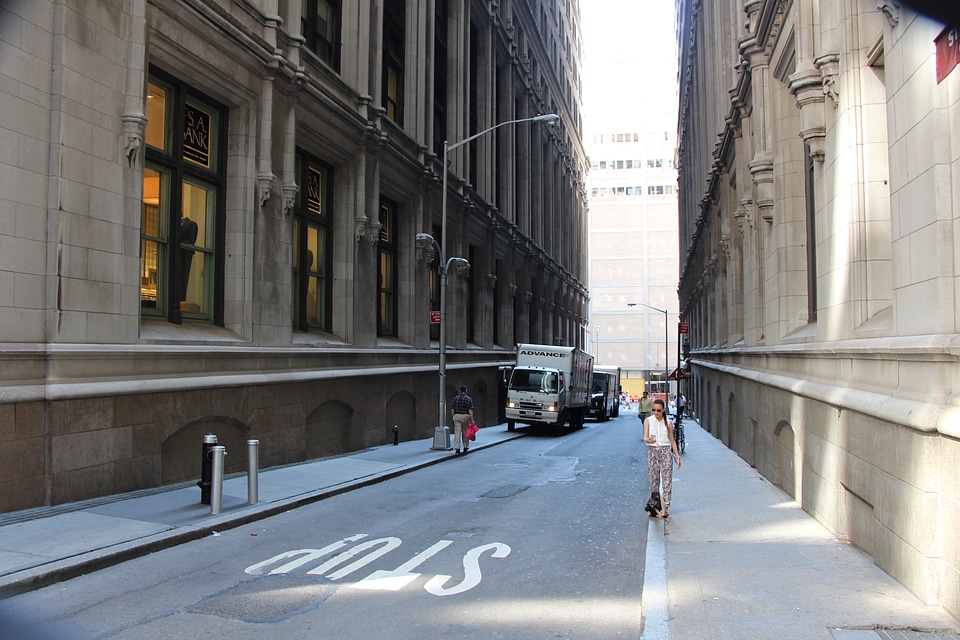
xmin=247 ymin=439 xmax=259 ymax=505
xmin=210 ymin=445 xmax=226 ymax=515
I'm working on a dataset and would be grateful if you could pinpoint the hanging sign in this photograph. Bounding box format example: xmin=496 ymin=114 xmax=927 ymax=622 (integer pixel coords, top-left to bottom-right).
xmin=936 ymin=27 xmax=960 ymax=84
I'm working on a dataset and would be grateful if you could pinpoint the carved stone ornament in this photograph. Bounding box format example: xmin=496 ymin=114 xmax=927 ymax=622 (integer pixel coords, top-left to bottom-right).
xmin=258 ymin=172 xmax=275 ymax=208
xmin=121 ymin=112 xmax=148 ymax=168
xmin=877 ymin=0 xmax=900 ymax=26
xmin=509 ymin=283 xmax=518 ymax=297
xmin=719 ymin=236 xmax=731 ymax=260
xmin=735 ymin=199 xmax=755 ymax=235
xmin=355 ymin=219 xmax=367 ymax=243
xmin=366 ymin=220 xmax=381 ymax=247
xmin=487 ymin=273 xmax=498 ymax=289
xmin=282 ymin=182 xmax=299 ymax=217
xmin=816 ymin=53 xmax=840 ymax=109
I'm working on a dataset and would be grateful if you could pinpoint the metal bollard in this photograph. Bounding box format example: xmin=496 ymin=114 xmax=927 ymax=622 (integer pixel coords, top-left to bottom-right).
xmin=198 ymin=434 xmax=218 ymax=505
xmin=392 ymin=424 xmax=399 ymax=446
xmin=210 ymin=445 xmax=226 ymax=515
xmin=247 ymin=439 xmax=259 ymax=505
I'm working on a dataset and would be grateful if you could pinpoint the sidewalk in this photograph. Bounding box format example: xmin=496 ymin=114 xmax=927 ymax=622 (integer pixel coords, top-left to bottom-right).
xmin=0 ymin=426 xmax=520 ymax=598
xmin=642 ymin=417 xmax=960 ymax=640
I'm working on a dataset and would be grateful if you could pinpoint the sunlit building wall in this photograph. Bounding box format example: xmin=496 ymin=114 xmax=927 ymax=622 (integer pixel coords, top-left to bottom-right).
xmin=586 ymin=131 xmax=679 ymax=398
xmin=0 ymin=0 xmax=588 ymax=512
xmin=677 ymin=0 xmax=960 ymax=617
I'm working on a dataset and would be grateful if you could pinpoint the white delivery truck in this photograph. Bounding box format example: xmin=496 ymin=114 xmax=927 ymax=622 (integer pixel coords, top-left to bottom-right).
xmin=589 ymin=365 xmax=622 ymax=421
xmin=505 ymin=343 xmax=594 ymax=431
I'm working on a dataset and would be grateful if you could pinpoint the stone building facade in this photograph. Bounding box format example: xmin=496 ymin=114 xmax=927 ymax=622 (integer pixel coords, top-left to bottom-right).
xmin=0 ymin=0 xmax=588 ymax=513
xmin=586 ymin=130 xmax=680 ymax=397
xmin=677 ymin=0 xmax=960 ymax=617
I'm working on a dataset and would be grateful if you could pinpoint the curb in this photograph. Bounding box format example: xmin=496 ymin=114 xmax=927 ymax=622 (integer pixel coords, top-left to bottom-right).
xmin=0 ymin=433 xmax=522 ymax=598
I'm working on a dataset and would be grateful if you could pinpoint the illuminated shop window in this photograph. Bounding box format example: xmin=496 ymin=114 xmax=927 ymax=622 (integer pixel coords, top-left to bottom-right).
xmin=141 ymin=73 xmax=226 ymax=324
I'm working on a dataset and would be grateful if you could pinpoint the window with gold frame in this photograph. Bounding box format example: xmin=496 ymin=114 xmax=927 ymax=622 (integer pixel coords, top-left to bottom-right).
xmin=378 ymin=198 xmax=399 ymax=336
xmin=140 ymin=72 xmax=226 ymax=324
xmin=293 ymin=152 xmax=333 ymax=332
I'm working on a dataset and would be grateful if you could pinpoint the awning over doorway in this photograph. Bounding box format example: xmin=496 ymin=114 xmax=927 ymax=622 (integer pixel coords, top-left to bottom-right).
xmin=668 ymin=358 xmax=692 ymax=380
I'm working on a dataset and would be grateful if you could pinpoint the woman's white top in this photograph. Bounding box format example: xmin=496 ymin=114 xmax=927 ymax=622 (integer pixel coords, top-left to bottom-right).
xmin=645 ymin=416 xmax=672 ymax=447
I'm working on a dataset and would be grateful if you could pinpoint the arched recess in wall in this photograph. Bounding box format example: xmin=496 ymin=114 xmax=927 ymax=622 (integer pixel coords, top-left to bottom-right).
xmin=385 ymin=390 xmax=417 ymax=442
xmin=161 ymin=416 xmax=249 ymax=485
xmin=714 ymin=384 xmax=723 ymax=444
xmin=705 ymin=380 xmax=714 ymax=435
xmin=472 ymin=379 xmax=489 ymax=425
xmin=306 ymin=400 xmax=355 ymax=459
xmin=773 ymin=421 xmax=797 ymax=500
xmin=727 ymin=391 xmax=738 ymax=457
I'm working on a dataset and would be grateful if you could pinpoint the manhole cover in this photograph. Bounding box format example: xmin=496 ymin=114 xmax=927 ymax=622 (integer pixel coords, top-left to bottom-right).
xmin=190 ymin=575 xmax=333 ymax=623
xmin=481 ymin=484 xmax=530 ymax=499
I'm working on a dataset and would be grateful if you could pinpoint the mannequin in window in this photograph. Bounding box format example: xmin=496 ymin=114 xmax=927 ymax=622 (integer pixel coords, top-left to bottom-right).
xmin=305 ymin=249 xmax=317 ymax=324
xmin=179 ymin=215 xmax=198 ymax=302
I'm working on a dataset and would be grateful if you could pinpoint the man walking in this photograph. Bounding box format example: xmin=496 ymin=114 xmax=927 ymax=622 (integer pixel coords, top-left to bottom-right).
xmin=638 ymin=391 xmax=654 ymax=424
xmin=450 ymin=385 xmax=475 ymax=455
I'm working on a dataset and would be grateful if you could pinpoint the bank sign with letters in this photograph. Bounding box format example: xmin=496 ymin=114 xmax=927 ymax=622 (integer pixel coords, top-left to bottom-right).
xmin=936 ymin=27 xmax=960 ymax=84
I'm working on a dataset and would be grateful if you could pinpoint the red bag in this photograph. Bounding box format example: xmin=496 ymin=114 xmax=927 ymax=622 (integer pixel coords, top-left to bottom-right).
xmin=465 ymin=422 xmax=478 ymax=441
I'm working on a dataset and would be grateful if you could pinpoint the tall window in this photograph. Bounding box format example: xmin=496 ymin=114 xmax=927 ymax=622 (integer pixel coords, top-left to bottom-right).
xmin=302 ymin=0 xmax=341 ymax=71
xmin=382 ymin=0 xmax=405 ymax=125
xmin=378 ymin=198 xmax=399 ymax=336
xmin=293 ymin=153 xmax=333 ymax=331
xmin=804 ymin=144 xmax=818 ymax=322
xmin=141 ymin=73 xmax=226 ymax=324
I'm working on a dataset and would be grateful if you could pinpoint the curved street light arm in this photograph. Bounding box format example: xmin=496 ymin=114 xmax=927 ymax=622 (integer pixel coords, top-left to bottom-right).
xmin=447 ymin=113 xmax=560 ymax=152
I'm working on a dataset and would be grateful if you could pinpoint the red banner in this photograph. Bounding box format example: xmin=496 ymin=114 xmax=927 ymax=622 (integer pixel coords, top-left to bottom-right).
xmin=936 ymin=27 xmax=960 ymax=84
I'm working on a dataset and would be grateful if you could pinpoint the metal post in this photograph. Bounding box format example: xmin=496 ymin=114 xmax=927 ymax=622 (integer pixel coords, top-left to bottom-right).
xmin=210 ymin=445 xmax=226 ymax=515
xmin=432 ymin=139 xmax=452 ymax=451
xmin=429 ymin=114 xmax=559 ymax=452
xmin=662 ymin=308 xmax=669 ymax=402
xmin=199 ymin=434 xmax=217 ymax=505
xmin=247 ymin=439 xmax=259 ymax=505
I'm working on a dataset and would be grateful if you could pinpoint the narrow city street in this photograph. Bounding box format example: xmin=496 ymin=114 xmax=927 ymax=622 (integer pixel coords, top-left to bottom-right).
xmin=0 ymin=417 xmax=648 ymax=639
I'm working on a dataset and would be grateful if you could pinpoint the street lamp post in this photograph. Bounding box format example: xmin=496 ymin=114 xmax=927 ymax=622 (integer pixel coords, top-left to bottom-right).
xmin=427 ymin=113 xmax=560 ymax=451
xmin=628 ymin=302 xmax=670 ymax=398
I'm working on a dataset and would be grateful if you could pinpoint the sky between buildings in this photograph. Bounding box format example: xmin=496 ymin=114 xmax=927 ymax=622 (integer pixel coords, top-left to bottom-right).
xmin=580 ymin=0 xmax=679 ymax=134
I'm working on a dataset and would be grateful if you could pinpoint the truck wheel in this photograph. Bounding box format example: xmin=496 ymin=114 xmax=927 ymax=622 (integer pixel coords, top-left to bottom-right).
xmin=507 ymin=420 xmax=516 ymax=432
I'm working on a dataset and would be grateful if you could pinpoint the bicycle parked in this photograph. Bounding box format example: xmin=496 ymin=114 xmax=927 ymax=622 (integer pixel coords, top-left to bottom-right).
xmin=673 ymin=410 xmax=686 ymax=455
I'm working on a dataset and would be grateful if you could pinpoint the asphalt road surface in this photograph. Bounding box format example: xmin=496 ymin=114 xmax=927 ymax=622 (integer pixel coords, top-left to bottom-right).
xmin=0 ymin=415 xmax=650 ymax=640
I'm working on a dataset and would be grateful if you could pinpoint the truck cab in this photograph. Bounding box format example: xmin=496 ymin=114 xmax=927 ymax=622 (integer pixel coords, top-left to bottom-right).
xmin=504 ymin=344 xmax=593 ymax=431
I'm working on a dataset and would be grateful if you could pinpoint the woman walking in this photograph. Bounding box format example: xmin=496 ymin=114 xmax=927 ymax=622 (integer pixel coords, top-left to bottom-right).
xmin=643 ymin=398 xmax=681 ymax=517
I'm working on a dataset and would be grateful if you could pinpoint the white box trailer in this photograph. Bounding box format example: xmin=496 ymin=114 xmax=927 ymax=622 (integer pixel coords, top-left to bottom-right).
xmin=505 ymin=343 xmax=594 ymax=430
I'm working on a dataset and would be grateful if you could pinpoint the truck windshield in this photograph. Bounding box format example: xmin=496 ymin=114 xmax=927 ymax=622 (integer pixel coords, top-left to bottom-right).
xmin=510 ymin=370 xmax=558 ymax=393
